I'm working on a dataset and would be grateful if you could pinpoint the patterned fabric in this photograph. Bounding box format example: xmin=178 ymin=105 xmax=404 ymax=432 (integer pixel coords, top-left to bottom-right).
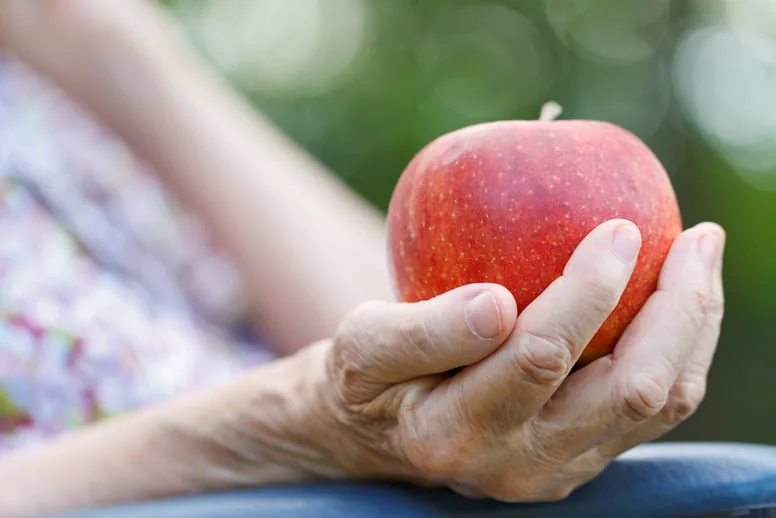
xmin=0 ymin=58 xmax=274 ymax=454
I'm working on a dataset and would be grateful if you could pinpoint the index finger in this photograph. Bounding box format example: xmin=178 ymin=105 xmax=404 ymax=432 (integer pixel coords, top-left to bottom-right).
xmin=531 ymin=223 xmax=721 ymax=460
xmin=433 ymin=219 xmax=642 ymax=426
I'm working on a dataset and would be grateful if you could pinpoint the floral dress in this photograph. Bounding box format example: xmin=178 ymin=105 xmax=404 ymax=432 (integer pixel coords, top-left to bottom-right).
xmin=0 ymin=58 xmax=274 ymax=454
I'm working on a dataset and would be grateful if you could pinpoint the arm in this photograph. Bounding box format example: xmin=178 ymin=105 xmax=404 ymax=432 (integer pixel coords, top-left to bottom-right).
xmin=0 ymin=347 xmax=334 ymax=518
xmin=0 ymin=220 xmax=724 ymax=517
xmin=0 ymin=0 xmax=393 ymax=355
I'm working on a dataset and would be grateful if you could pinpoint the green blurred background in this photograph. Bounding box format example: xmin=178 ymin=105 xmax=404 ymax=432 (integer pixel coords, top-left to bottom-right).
xmin=162 ymin=0 xmax=776 ymax=445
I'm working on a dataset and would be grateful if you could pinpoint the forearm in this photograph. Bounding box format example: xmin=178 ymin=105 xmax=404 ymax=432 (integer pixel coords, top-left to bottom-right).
xmin=0 ymin=0 xmax=393 ymax=354
xmin=0 ymin=405 xmax=216 ymax=517
xmin=0 ymin=347 xmax=337 ymax=518
xmin=107 ymin=27 xmax=393 ymax=353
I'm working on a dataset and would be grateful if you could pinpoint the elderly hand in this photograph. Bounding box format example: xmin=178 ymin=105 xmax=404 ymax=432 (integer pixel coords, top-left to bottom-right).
xmin=247 ymin=218 xmax=724 ymax=502
xmin=0 ymin=219 xmax=724 ymax=518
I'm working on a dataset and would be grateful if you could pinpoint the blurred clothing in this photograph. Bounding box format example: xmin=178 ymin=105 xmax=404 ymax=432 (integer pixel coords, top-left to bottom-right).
xmin=0 ymin=58 xmax=273 ymax=454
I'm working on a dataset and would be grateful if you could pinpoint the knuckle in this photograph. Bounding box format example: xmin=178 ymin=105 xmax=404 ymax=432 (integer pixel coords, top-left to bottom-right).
xmin=512 ymin=331 xmax=573 ymax=385
xmin=397 ymin=312 xmax=438 ymax=353
xmin=618 ymin=370 xmax=671 ymax=422
xmin=694 ymin=288 xmax=715 ymax=315
xmin=703 ymin=290 xmax=725 ymax=320
xmin=675 ymin=288 xmax=710 ymax=330
xmin=326 ymin=346 xmax=368 ymax=407
xmin=330 ymin=301 xmax=393 ymax=406
xmin=665 ymin=379 xmax=707 ymax=423
xmin=581 ymin=276 xmax=623 ymax=318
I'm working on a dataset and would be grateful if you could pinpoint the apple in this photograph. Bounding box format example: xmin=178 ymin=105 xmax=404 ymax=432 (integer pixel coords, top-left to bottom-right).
xmin=386 ymin=104 xmax=682 ymax=364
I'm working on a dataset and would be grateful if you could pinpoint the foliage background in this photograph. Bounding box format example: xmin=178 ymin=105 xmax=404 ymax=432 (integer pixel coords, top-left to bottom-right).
xmin=162 ymin=0 xmax=776 ymax=445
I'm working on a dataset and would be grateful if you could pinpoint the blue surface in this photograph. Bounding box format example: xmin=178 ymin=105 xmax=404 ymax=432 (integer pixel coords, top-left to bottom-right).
xmin=56 ymin=442 xmax=776 ymax=518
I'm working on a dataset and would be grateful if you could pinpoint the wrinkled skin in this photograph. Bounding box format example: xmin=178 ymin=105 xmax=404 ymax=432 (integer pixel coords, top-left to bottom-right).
xmin=228 ymin=219 xmax=724 ymax=502
xmin=0 ymin=0 xmax=726 ymax=512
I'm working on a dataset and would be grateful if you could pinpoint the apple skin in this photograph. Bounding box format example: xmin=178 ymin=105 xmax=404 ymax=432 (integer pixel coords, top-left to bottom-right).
xmin=386 ymin=120 xmax=682 ymax=364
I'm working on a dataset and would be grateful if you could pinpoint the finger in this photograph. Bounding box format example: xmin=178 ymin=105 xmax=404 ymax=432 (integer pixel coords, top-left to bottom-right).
xmin=587 ymin=223 xmax=726 ymax=462
xmin=530 ymin=223 xmax=720 ymax=462
xmin=441 ymin=219 xmax=640 ymax=426
xmin=330 ymin=284 xmax=517 ymax=403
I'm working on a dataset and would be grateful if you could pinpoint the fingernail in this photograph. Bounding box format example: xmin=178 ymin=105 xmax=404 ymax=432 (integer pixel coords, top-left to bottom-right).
xmin=699 ymin=231 xmax=721 ymax=268
xmin=612 ymin=223 xmax=641 ymax=263
xmin=465 ymin=291 xmax=502 ymax=339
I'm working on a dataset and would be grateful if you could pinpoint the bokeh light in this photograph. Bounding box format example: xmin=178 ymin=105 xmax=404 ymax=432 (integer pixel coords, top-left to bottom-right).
xmin=674 ymin=23 xmax=776 ymax=190
xmin=416 ymin=3 xmax=553 ymax=125
xmin=545 ymin=0 xmax=671 ymax=64
xmin=174 ymin=0 xmax=371 ymax=96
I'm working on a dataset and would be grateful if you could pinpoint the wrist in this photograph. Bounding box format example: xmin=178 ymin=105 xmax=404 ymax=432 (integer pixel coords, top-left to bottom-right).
xmin=171 ymin=340 xmax=350 ymax=490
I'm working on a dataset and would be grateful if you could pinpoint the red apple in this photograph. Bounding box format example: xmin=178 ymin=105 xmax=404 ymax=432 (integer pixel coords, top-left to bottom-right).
xmin=386 ymin=106 xmax=682 ymax=364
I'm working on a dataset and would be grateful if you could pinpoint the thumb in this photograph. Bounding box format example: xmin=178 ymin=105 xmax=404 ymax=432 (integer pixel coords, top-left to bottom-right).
xmin=330 ymin=284 xmax=517 ymax=402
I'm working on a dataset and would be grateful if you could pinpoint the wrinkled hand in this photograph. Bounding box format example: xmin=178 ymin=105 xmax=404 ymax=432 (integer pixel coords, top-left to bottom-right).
xmin=304 ymin=219 xmax=724 ymax=502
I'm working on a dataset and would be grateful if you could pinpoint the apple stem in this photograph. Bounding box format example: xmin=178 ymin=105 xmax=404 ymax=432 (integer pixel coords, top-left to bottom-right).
xmin=539 ymin=101 xmax=563 ymax=121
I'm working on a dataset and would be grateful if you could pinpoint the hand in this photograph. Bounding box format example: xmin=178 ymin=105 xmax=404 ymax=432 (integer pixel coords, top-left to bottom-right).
xmin=268 ymin=218 xmax=725 ymax=502
xmin=0 ymin=218 xmax=722 ymax=517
